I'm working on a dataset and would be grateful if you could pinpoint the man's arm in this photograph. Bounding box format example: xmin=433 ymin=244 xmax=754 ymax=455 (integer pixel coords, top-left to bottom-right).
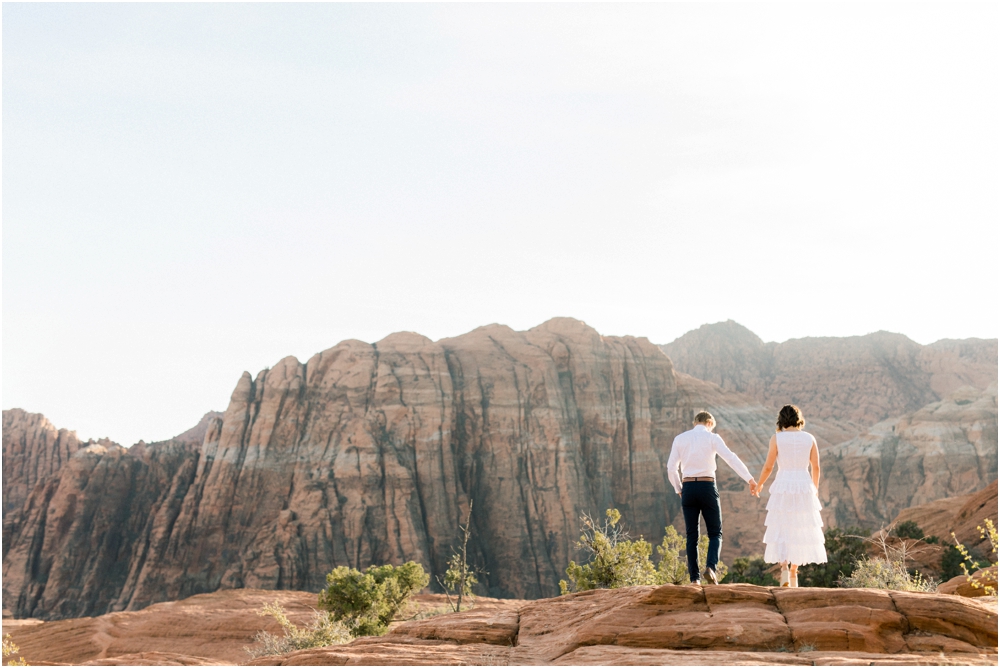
xmin=714 ymin=434 xmax=756 ymax=488
xmin=666 ymin=437 xmax=682 ymax=495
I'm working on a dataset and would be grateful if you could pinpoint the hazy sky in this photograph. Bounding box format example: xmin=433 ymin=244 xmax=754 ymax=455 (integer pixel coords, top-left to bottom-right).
xmin=3 ymin=3 xmax=998 ymax=446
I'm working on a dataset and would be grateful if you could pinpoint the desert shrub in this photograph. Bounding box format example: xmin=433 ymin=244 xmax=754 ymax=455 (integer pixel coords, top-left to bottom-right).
xmin=924 ymin=535 xmax=940 ymax=545
xmin=2 ymin=634 xmax=28 ymax=666
xmin=243 ymin=602 xmax=351 ymax=659
xmin=952 ymin=518 xmax=998 ymax=596
xmin=798 ymin=527 xmax=867 ymax=588
xmin=654 ymin=525 xmax=727 ymax=584
xmin=894 ymin=520 xmax=924 ymax=540
xmin=722 ymin=555 xmax=778 ymax=586
xmin=559 ymin=509 xmax=657 ymax=593
xmin=940 ymin=545 xmax=970 ymax=581
xmin=319 ymin=561 xmax=430 ymax=636
xmin=840 ymin=556 xmax=936 ymax=592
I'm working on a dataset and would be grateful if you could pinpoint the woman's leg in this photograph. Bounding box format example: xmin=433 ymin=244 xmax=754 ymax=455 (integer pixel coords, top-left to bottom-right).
xmin=789 ymin=564 xmax=798 ymax=587
xmin=780 ymin=562 xmax=790 ymax=587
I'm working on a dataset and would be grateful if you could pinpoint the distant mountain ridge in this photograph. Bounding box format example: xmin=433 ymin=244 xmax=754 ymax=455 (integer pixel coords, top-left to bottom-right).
xmin=660 ymin=320 xmax=997 ymax=444
xmin=2 ymin=318 xmax=996 ymax=621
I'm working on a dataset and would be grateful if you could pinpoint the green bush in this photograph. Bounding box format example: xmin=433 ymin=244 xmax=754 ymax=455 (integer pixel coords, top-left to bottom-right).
xmin=721 ymin=555 xmax=778 ymax=586
xmin=894 ymin=520 xmax=924 ymax=540
xmin=655 ymin=525 xmax=727 ymax=584
xmin=560 ymin=509 xmax=657 ymax=593
xmin=940 ymin=545 xmax=969 ymax=581
xmin=319 ymin=562 xmax=430 ymax=636
xmin=798 ymin=527 xmax=867 ymax=588
xmin=244 ymin=602 xmax=351 ymax=659
xmin=840 ymin=556 xmax=936 ymax=592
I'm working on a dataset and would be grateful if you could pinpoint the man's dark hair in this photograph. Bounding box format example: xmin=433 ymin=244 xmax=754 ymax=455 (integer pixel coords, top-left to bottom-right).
xmin=694 ymin=411 xmax=715 ymax=425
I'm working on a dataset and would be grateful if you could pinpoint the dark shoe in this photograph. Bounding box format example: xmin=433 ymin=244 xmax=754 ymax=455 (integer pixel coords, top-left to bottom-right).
xmin=702 ymin=567 xmax=718 ymax=585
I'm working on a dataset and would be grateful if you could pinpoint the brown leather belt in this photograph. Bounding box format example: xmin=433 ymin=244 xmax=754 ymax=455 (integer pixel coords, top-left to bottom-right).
xmin=682 ymin=476 xmax=716 ymax=482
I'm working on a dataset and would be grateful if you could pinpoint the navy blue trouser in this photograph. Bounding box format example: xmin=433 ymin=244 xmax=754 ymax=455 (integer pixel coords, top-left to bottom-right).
xmin=681 ymin=480 xmax=722 ymax=582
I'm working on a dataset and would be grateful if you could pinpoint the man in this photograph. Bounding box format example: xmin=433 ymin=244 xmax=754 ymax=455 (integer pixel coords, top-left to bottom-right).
xmin=666 ymin=411 xmax=757 ymax=585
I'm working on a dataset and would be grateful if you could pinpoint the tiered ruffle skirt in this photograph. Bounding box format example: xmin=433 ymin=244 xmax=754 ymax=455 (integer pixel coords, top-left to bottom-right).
xmin=763 ymin=470 xmax=828 ymax=565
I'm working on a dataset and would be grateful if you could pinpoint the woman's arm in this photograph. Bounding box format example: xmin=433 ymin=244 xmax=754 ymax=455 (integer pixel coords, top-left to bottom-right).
xmin=753 ymin=435 xmax=779 ymax=497
xmin=809 ymin=439 xmax=821 ymax=489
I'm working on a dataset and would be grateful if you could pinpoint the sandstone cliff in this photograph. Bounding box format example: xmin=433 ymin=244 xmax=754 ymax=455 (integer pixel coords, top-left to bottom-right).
xmin=661 ymin=321 xmax=998 ymax=443
xmin=821 ymin=384 xmax=998 ymax=531
xmin=2 ymin=409 xmax=85 ymax=517
xmin=5 ymin=318 xmax=995 ymax=622
xmin=2 ymin=318 xmax=776 ymax=619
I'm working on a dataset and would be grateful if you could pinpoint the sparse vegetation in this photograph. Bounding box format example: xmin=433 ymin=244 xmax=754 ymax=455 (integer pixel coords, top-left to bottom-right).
xmin=952 ymin=518 xmax=998 ymax=596
xmin=319 ymin=561 xmax=430 ymax=637
xmin=560 ymin=509 xmax=657 ymax=593
xmin=437 ymin=501 xmax=484 ymax=612
xmin=559 ymin=509 xmax=731 ymax=593
xmin=243 ymin=602 xmax=351 ymax=659
xmin=798 ymin=527 xmax=867 ymax=588
xmin=654 ymin=525 xmax=727 ymax=584
xmin=721 ymin=555 xmax=777 ymax=586
xmin=2 ymin=634 xmax=28 ymax=666
xmin=839 ymin=524 xmax=937 ymax=592
xmin=840 ymin=555 xmax=936 ymax=592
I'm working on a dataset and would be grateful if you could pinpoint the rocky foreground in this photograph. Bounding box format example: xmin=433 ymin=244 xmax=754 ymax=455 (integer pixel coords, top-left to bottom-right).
xmin=3 ymin=585 xmax=996 ymax=666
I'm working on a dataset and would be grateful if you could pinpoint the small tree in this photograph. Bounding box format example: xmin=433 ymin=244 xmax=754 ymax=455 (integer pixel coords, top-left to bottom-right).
xmin=654 ymin=526 xmax=688 ymax=584
xmin=437 ymin=500 xmax=483 ymax=612
xmin=559 ymin=509 xmax=657 ymax=593
xmin=244 ymin=602 xmax=351 ymax=659
xmin=654 ymin=526 xmax=727 ymax=584
xmin=894 ymin=520 xmax=925 ymax=540
xmin=319 ymin=562 xmax=430 ymax=637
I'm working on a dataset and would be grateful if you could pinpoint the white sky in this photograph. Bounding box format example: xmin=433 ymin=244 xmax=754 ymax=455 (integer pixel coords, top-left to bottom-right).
xmin=3 ymin=3 xmax=998 ymax=446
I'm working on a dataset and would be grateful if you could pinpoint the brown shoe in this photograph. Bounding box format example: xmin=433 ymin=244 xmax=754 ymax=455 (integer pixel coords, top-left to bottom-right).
xmin=702 ymin=567 xmax=718 ymax=585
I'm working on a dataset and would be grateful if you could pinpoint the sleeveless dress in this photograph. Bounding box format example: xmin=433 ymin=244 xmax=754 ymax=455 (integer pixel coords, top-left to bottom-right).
xmin=762 ymin=430 xmax=828 ymax=565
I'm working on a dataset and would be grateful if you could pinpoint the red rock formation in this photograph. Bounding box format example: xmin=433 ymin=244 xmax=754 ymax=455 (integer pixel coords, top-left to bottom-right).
xmin=894 ymin=480 xmax=998 ymax=551
xmin=2 ymin=408 xmax=84 ymax=516
xmin=253 ymin=584 xmax=997 ymax=665
xmin=661 ymin=321 xmax=998 ymax=442
xmin=4 ymin=318 xmax=994 ymax=622
xmin=171 ymin=411 xmax=225 ymax=445
xmin=7 ymin=586 xmax=994 ymax=666
xmin=820 ymin=385 xmax=998 ymax=531
xmin=1 ymin=319 xmax=777 ymax=619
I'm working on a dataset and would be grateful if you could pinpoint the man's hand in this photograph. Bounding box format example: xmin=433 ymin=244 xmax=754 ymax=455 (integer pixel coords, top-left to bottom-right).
xmin=748 ymin=478 xmax=758 ymax=496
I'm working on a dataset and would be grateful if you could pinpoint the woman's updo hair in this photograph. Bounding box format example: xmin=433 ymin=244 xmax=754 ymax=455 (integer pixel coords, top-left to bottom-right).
xmin=776 ymin=404 xmax=805 ymax=431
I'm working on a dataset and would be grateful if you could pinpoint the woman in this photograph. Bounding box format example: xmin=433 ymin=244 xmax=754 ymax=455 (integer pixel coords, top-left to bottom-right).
xmin=753 ymin=404 xmax=827 ymax=587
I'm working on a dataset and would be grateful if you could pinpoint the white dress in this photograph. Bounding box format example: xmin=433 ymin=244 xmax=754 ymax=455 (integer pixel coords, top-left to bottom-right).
xmin=763 ymin=430 xmax=828 ymax=565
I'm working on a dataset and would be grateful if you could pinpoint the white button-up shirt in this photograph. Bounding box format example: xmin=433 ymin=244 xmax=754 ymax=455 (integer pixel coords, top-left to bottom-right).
xmin=666 ymin=424 xmax=753 ymax=494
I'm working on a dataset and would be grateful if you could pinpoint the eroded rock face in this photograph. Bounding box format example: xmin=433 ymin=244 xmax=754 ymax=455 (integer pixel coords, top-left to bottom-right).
xmin=2 ymin=319 xmax=777 ymax=619
xmin=661 ymin=321 xmax=998 ymax=442
xmin=2 ymin=438 xmax=202 ymax=618
xmin=2 ymin=408 xmax=84 ymax=517
xmin=820 ymin=385 xmax=998 ymax=531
